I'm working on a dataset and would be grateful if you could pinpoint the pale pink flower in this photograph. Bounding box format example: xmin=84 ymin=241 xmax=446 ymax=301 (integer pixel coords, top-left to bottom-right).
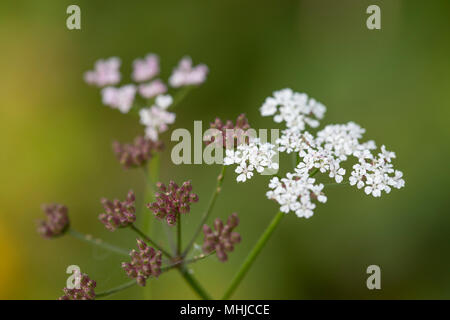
xmin=84 ymin=57 xmax=121 ymax=87
xmin=132 ymin=54 xmax=160 ymax=82
xmin=138 ymin=79 xmax=167 ymax=99
xmin=101 ymin=85 xmax=136 ymax=113
xmin=169 ymin=56 xmax=208 ymax=88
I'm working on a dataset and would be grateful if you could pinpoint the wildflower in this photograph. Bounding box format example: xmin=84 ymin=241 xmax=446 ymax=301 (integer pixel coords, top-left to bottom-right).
xmin=224 ymin=137 xmax=279 ymax=182
xmin=84 ymin=57 xmax=121 ymax=87
xmin=349 ymin=145 xmax=405 ymax=197
xmin=202 ymin=213 xmax=241 ymax=262
xmin=138 ymin=79 xmax=167 ymax=99
xmin=260 ymin=88 xmax=326 ymax=131
xmin=37 ymin=204 xmax=70 ymax=239
xmin=101 ymin=84 xmax=137 ymax=113
xmin=99 ymin=190 xmax=136 ymax=231
xmin=147 ymin=181 xmax=199 ymax=226
xmin=59 ymin=273 xmax=96 ymax=300
xmin=316 ymin=122 xmax=375 ymax=161
xmin=169 ymin=56 xmax=208 ymax=87
xmin=122 ymin=239 xmax=162 ymax=286
xmin=276 ymin=128 xmax=315 ymax=154
xmin=132 ymin=54 xmax=159 ymax=82
xmin=204 ymin=113 xmax=251 ymax=148
xmin=266 ymin=171 xmax=327 ymax=218
xmin=112 ymin=136 xmax=163 ymax=170
xmin=139 ymin=94 xmax=176 ymax=141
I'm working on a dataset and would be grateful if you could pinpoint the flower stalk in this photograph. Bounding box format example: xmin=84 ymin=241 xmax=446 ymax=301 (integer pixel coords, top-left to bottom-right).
xmin=222 ymin=211 xmax=284 ymax=299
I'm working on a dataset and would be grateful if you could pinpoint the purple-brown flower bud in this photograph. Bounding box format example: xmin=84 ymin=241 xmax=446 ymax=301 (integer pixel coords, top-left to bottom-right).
xmin=98 ymin=190 xmax=136 ymax=231
xmin=113 ymin=136 xmax=163 ymax=170
xmin=122 ymin=239 xmax=162 ymax=287
xmin=37 ymin=204 xmax=70 ymax=239
xmin=58 ymin=273 xmax=96 ymax=300
xmin=202 ymin=213 xmax=241 ymax=262
xmin=204 ymin=113 xmax=251 ymax=149
xmin=147 ymin=180 xmax=199 ymax=226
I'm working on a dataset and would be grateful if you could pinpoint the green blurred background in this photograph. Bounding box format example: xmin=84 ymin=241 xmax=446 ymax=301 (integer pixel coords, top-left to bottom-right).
xmin=0 ymin=0 xmax=449 ymax=299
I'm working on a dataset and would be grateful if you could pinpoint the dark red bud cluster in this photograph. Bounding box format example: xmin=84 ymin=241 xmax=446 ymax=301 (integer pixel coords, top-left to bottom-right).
xmin=122 ymin=239 xmax=162 ymax=287
xmin=147 ymin=181 xmax=199 ymax=226
xmin=202 ymin=213 xmax=241 ymax=262
xmin=99 ymin=190 xmax=136 ymax=231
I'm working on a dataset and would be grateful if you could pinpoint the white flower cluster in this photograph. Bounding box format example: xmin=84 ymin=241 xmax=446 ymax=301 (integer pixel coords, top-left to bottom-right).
xmin=139 ymin=95 xmax=176 ymax=141
xmin=349 ymin=145 xmax=405 ymax=197
xmin=258 ymin=89 xmax=405 ymax=218
xmin=260 ymin=88 xmax=326 ymax=131
xmin=224 ymin=138 xmax=279 ymax=182
xmin=266 ymin=171 xmax=327 ymax=218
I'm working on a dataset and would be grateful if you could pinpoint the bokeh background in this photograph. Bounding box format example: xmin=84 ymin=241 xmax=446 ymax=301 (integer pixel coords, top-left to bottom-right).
xmin=0 ymin=0 xmax=449 ymax=299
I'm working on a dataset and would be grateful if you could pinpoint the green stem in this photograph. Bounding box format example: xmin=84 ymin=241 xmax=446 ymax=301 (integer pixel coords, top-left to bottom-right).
xmin=222 ymin=211 xmax=285 ymax=300
xmin=97 ymin=252 xmax=213 ymax=299
xmin=178 ymin=266 xmax=212 ymax=300
xmin=68 ymin=229 xmax=129 ymax=257
xmin=96 ymin=280 xmax=136 ymax=299
xmin=130 ymin=224 xmax=172 ymax=258
xmin=177 ymin=213 xmax=182 ymax=256
xmin=182 ymin=166 xmax=226 ymax=257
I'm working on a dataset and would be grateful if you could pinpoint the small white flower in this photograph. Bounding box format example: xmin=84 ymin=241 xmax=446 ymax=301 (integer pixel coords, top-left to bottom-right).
xmin=155 ymin=94 xmax=173 ymax=109
xmin=224 ymin=137 xmax=278 ymax=183
xmin=139 ymin=95 xmax=176 ymax=141
xmin=260 ymin=88 xmax=326 ymax=131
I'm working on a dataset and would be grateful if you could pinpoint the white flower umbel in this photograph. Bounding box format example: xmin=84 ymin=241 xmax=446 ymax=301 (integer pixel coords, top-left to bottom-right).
xmin=349 ymin=145 xmax=405 ymax=197
xmin=224 ymin=138 xmax=279 ymax=183
xmin=266 ymin=170 xmax=327 ymax=218
xmin=139 ymin=94 xmax=176 ymax=141
xmin=169 ymin=56 xmax=209 ymax=88
xmin=101 ymin=85 xmax=137 ymax=113
xmin=260 ymin=88 xmax=326 ymax=131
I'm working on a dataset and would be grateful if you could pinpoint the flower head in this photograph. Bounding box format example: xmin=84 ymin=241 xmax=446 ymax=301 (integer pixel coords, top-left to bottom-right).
xmin=84 ymin=57 xmax=121 ymax=87
xmin=169 ymin=56 xmax=208 ymax=87
xmin=205 ymin=113 xmax=251 ymax=148
xmin=139 ymin=94 xmax=176 ymax=141
xmin=260 ymin=88 xmax=326 ymax=131
xmin=59 ymin=273 xmax=96 ymax=300
xmin=122 ymin=239 xmax=162 ymax=286
xmin=349 ymin=145 xmax=405 ymax=197
xmin=266 ymin=170 xmax=327 ymax=218
xmin=99 ymin=190 xmax=136 ymax=231
xmin=101 ymin=85 xmax=137 ymax=113
xmin=37 ymin=204 xmax=70 ymax=239
xmin=224 ymin=137 xmax=279 ymax=182
xmin=112 ymin=136 xmax=163 ymax=170
xmin=202 ymin=213 xmax=241 ymax=262
xmin=147 ymin=181 xmax=199 ymax=226
xmin=138 ymin=79 xmax=167 ymax=99
xmin=132 ymin=54 xmax=159 ymax=82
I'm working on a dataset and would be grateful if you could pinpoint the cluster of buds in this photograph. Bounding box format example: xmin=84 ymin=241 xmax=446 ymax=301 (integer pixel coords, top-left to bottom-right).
xmin=37 ymin=204 xmax=70 ymax=239
xmin=205 ymin=113 xmax=251 ymax=148
xmin=147 ymin=181 xmax=199 ymax=226
xmin=112 ymin=136 xmax=163 ymax=170
xmin=99 ymin=190 xmax=136 ymax=231
xmin=202 ymin=213 xmax=241 ymax=262
xmin=122 ymin=239 xmax=162 ymax=286
xmin=59 ymin=273 xmax=96 ymax=300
